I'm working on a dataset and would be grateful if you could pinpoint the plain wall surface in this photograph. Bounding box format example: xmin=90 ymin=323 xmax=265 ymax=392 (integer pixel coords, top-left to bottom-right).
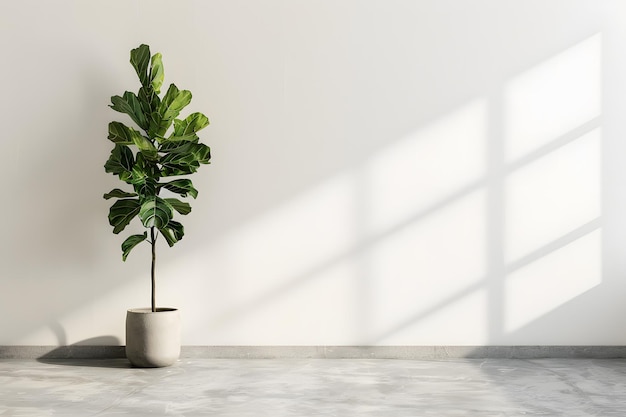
xmin=2 ymin=0 xmax=626 ymax=346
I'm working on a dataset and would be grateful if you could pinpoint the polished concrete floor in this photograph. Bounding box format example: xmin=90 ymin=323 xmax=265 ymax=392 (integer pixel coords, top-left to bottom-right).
xmin=1 ymin=358 xmax=626 ymax=416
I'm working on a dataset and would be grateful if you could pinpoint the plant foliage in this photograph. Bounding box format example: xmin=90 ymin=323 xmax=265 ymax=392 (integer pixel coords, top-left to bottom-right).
xmin=104 ymin=44 xmax=211 ymax=262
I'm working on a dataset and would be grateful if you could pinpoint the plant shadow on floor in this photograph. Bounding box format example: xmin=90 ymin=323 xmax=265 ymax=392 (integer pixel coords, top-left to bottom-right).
xmin=37 ymin=336 xmax=132 ymax=368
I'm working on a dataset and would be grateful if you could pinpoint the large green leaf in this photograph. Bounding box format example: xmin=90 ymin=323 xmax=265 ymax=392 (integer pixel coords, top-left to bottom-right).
xmin=103 ymin=188 xmax=138 ymax=200
xmin=132 ymin=134 xmax=158 ymax=161
xmin=158 ymin=179 xmax=198 ymax=198
xmin=109 ymin=122 xmax=158 ymax=160
xmin=152 ymin=84 xmax=192 ymax=137
xmin=104 ymin=144 xmax=134 ymax=176
xmin=121 ymin=232 xmax=147 ymax=261
xmin=136 ymin=153 xmax=160 ymax=177
xmin=134 ymin=177 xmax=158 ymax=199
xmin=160 ymin=163 xmax=200 ymax=177
xmin=108 ymin=199 xmax=141 ymax=234
xmin=130 ymin=44 xmax=151 ymax=87
xmin=122 ymin=154 xmax=158 ymax=187
xmin=108 ymin=121 xmax=145 ymax=145
xmin=139 ymin=197 xmax=173 ymax=229
xmin=160 ymin=220 xmax=184 ymax=247
xmin=168 ymin=112 xmax=209 ymax=142
xmin=160 ymin=143 xmax=211 ymax=167
xmin=110 ymin=92 xmax=147 ymax=131
xmin=138 ymin=86 xmax=161 ymax=118
xmin=123 ymin=164 xmax=147 ymax=185
xmin=159 ymin=143 xmax=210 ymax=177
xmin=164 ymin=198 xmax=191 ymax=215
xmin=150 ymin=53 xmax=164 ymax=94
xmin=159 ymin=140 xmax=197 ymax=155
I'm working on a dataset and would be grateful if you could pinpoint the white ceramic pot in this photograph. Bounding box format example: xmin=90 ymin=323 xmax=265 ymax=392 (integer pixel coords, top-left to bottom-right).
xmin=125 ymin=308 xmax=181 ymax=368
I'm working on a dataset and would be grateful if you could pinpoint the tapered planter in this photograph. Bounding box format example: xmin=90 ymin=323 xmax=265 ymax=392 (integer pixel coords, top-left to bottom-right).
xmin=126 ymin=308 xmax=180 ymax=368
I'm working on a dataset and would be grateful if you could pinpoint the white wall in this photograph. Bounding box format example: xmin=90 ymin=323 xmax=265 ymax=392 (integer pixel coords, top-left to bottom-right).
xmin=2 ymin=0 xmax=626 ymax=346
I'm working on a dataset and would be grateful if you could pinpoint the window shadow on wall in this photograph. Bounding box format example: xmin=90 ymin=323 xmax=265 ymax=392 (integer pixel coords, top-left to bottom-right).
xmin=182 ymin=32 xmax=607 ymax=347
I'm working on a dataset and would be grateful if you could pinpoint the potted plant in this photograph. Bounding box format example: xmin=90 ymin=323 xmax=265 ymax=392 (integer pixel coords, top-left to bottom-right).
xmin=103 ymin=44 xmax=211 ymax=367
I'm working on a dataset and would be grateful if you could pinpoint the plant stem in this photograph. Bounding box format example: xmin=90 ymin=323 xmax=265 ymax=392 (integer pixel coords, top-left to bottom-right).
xmin=151 ymin=226 xmax=156 ymax=313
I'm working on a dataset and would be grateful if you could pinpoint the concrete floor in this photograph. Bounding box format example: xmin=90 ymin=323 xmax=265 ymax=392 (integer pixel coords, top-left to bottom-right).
xmin=1 ymin=358 xmax=625 ymax=416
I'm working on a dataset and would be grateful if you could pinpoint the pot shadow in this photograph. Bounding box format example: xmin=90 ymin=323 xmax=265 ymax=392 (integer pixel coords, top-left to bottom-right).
xmin=37 ymin=336 xmax=131 ymax=368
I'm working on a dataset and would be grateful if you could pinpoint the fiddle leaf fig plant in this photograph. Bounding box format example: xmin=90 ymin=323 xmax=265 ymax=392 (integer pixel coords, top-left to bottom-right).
xmin=104 ymin=44 xmax=211 ymax=312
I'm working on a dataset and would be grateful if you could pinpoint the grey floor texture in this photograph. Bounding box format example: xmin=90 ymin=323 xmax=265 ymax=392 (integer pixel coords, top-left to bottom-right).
xmin=1 ymin=358 xmax=626 ymax=416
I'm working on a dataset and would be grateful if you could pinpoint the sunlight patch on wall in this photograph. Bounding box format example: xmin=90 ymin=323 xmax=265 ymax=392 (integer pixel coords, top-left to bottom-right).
xmin=219 ymin=172 xmax=357 ymax=306
xmin=368 ymin=189 xmax=487 ymax=343
xmin=171 ymin=97 xmax=491 ymax=344
xmin=366 ymin=99 xmax=487 ymax=235
xmin=211 ymin=259 xmax=359 ymax=345
xmin=376 ymin=288 xmax=488 ymax=345
xmin=505 ymin=128 xmax=601 ymax=263
xmin=175 ymin=172 xmax=360 ymax=344
xmin=505 ymin=229 xmax=602 ymax=333
xmin=504 ymin=34 xmax=601 ymax=162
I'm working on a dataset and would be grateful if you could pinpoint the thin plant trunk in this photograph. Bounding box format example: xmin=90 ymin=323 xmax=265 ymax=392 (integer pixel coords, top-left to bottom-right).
xmin=151 ymin=226 xmax=156 ymax=312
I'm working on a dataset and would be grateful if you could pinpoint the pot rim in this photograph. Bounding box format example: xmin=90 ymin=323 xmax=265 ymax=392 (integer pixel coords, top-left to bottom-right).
xmin=127 ymin=307 xmax=179 ymax=314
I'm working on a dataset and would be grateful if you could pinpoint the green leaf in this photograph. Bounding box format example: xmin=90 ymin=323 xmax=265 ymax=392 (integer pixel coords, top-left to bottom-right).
xmin=139 ymin=197 xmax=173 ymax=229
xmin=159 ymin=142 xmax=209 ymax=177
xmin=134 ymin=178 xmax=157 ymax=199
xmin=160 ymin=162 xmax=200 ymax=177
xmin=132 ymin=134 xmax=158 ymax=161
xmin=161 ymin=143 xmax=211 ymax=168
xmin=124 ymin=164 xmax=147 ymax=185
xmin=108 ymin=199 xmax=141 ymax=234
xmin=108 ymin=121 xmax=144 ymax=145
xmin=164 ymin=198 xmax=191 ymax=215
xmin=157 ymin=179 xmax=198 ymax=198
xmin=138 ymin=86 xmax=161 ymax=118
xmin=104 ymin=144 xmax=134 ymax=176
xmin=130 ymin=44 xmax=151 ymax=87
xmin=110 ymin=92 xmax=148 ymax=131
xmin=169 ymin=112 xmax=209 ymax=142
xmin=152 ymin=84 xmax=192 ymax=137
xmin=121 ymin=232 xmax=147 ymax=261
xmin=159 ymin=141 xmax=197 ymax=154
xmin=150 ymin=53 xmax=164 ymax=94
xmin=103 ymin=188 xmax=138 ymax=200
xmin=158 ymin=142 xmax=210 ymax=176
xmin=160 ymin=220 xmax=184 ymax=247
xmin=108 ymin=122 xmax=157 ymax=160
xmin=123 ymin=154 xmax=158 ymax=187
xmin=136 ymin=153 xmax=161 ymax=177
